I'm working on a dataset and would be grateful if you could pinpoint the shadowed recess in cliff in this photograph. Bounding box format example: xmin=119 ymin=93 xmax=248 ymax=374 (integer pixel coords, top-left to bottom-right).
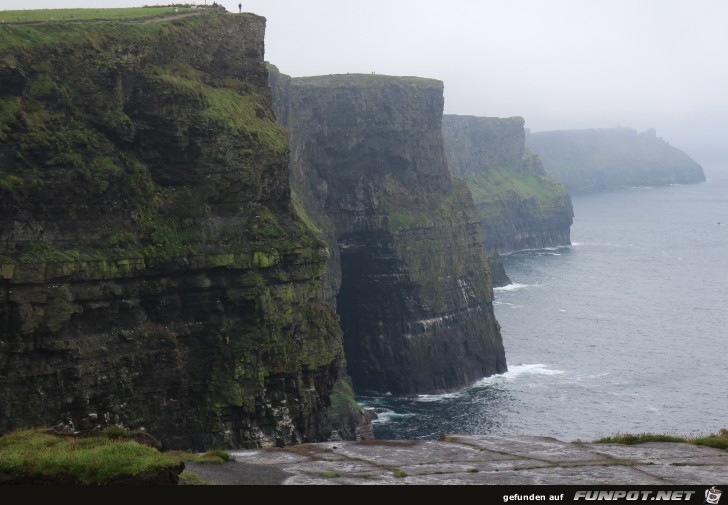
xmin=442 ymin=115 xmax=573 ymax=264
xmin=0 ymin=12 xmax=367 ymax=449
xmin=269 ymin=68 xmax=507 ymax=395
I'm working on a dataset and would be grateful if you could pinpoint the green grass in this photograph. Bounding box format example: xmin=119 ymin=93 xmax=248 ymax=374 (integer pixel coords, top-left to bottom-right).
xmin=193 ymin=450 xmax=234 ymax=465
xmin=178 ymin=469 xmax=207 ymax=485
xmin=317 ymin=471 xmax=341 ymax=478
xmin=18 ymin=242 xmax=98 ymax=264
xmin=0 ymin=6 xmax=198 ymax=23
xmin=0 ymin=428 xmax=180 ymax=484
xmin=386 ymin=211 xmax=433 ymax=229
xmin=594 ymin=429 xmax=728 ymax=451
xmin=153 ymin=62 xmax=288 ymax=156
xmin=329 ymin=378 xmax=363 ymax=416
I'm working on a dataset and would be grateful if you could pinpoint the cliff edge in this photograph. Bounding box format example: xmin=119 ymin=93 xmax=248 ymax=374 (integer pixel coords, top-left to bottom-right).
xmin=0 ymin=13 xmax=363 ymax=449
xmin=443 ymin=115 xmax=573 ymax=258
xmin=270 ymin=69 xmax=507 ymax=395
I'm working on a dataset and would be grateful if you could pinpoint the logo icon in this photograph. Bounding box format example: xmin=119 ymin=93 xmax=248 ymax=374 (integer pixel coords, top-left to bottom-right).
xmin=706 ymin=487 xmax=722 ymax=505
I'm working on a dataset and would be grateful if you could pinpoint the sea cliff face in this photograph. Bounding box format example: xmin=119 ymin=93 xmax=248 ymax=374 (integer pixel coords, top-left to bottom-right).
xmin=0 ymin=14 xmax=363 ymax=449
xmin=526 ymin=128 xmax=706 ymax=193
xmin=270 ymin=70 xmax=507 ymax=395
xmin=443 ymin=115 xmax=573 ymax=260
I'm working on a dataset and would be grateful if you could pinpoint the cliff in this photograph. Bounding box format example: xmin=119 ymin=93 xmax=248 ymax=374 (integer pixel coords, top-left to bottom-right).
xmin=443 ymin=115 xmax=573 ymax=258
xmin=269 ymin=69 xmax=507 ymax=395
xmin=0 ymin=12 xmax=364 ymax=449
xmin=526 ymin=128 xmax=706 ymax=193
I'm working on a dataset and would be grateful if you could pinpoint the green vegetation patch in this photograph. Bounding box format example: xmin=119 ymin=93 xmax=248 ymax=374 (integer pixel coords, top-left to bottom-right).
xmin=330 ymin=378 xmax=363 ymax=416
xmin=0 ymin=429 xmax=180 ymax=484
xmin=193 ymin=450 xmax=234 ymax=465
xmin=0 ymin=6 xmax=197 ymax=24
xmin=153 ymin=62 xmax=288 ymax=156
xmin=386 ymin=211 xmax=433 ymax=229
xmin=317 ymin=471 xmax=341 ymax=478
xmin=18 ymin=242 xmax=97 ymax=264
xmin=594 ymin=429 xmax=728 ymax=451
xmin=464 ymin=163 xmax=567 ymax=216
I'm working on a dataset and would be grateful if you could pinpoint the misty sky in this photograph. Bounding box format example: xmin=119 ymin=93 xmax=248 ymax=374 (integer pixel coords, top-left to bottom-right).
xmin=2 ymin=0 xmax=727 ymax=168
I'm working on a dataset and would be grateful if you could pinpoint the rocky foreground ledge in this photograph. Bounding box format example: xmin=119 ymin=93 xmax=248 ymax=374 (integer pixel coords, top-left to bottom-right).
xmin=185 ymin=435 xmax=728 ymax=485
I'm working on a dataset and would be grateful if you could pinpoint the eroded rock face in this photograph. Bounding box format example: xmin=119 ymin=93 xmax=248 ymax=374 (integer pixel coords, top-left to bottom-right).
xmin=0 ymin=14 xmax=360 ymax=449
xmin=270 ymin=71 xmax=507 ymax=395
xmin=443 ymin=115 xmax=574 ymax=257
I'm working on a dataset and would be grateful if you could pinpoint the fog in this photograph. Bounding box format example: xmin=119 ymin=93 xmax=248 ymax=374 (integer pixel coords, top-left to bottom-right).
xmin=3 ymin=0 xmax=727 ymax=169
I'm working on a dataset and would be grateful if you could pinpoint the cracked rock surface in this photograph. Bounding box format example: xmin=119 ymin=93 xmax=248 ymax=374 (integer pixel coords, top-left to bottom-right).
xmin=189 ymin=436 xmax=728 ymax=485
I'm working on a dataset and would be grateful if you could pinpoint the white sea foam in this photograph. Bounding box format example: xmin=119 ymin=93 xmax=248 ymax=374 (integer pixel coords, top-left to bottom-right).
xmin=587 ymin=372 xmax=610 ymax=379
xmin=494 ymin=282 xmax=533 ymax=292
xmin=467 ymin=364 xmax=566 ymax=390
xmin=493 ymin=301 xmax=524 ymax=309
xmin=371 ymin=409 xmax=415 ymax=424
xmin=415 ymin=391 xmax=464 ymax=403
xmin=501 ymin=363 xmax=566 ymax=379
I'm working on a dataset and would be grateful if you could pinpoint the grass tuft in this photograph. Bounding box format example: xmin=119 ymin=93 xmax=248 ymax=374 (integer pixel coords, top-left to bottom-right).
xmin=317 ymin=471 xmax=340 ymax=478
xmin=594 ymin=429 xmax=728 ymax=451
xmin=0 ymin=428 xmax=179 ymax=484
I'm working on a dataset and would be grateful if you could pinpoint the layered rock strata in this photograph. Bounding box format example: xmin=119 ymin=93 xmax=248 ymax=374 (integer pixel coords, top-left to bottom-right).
xmin=0 ymin=13 xmax=363 ymax=449
xmin=270 ymin=70 xmax=507 ymax=395
xmin=443 ymin=115 xmax=573 ymax=261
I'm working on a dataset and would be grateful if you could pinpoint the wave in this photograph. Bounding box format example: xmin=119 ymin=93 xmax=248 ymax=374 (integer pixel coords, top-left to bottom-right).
xmin=501 ymin=363 xmax=566 ymax=379
xmin=371 ymin=409 xmax=416 ymax=424
xmin=627 ymin=185 xmax=659 ymax=190
xmin=494 ymin=282 xmax=534 ymax=292
xmin=415 ymin=390 xmax=464 ymax=403
xmin=493 ymin=301 xmax=524 ymax=309
xmin=501 ymin=245 xmax=571 ymax=256
xmin=466 ymin=364 xmax=566 ymax=391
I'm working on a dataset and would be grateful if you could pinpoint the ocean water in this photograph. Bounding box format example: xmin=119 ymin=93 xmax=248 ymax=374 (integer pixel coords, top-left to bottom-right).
xmin=363 ymin=170 xmax=728 ymax=442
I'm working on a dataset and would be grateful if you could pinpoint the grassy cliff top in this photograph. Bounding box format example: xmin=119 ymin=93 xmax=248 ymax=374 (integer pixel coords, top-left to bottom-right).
xmin=291 ymin=73 xmax=442 ymax=89
xmin=0 ymin=6 xmax=204 ymax=23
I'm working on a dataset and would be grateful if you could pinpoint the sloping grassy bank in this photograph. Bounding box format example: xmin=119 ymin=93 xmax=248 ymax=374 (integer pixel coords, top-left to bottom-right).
xmin=0 ymin=428 xmax=184 ymax=484
xmin=595 ymin=429 xmax=728 ymax=451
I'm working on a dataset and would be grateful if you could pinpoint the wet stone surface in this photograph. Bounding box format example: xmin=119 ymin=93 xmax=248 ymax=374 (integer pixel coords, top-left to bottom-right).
xmin=188 ymin=436 xmax=728 ymax=485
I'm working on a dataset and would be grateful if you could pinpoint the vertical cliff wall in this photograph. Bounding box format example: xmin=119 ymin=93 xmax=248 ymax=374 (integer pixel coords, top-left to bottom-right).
xmin=0 ymin=13 xmax=363 ymax=449
xmin=526 ymin=128 xmax=706 ymax=193
xmin=443 ymin=115 xmax=573 ymax=257
xmin=270 ymin=70 xmax=507 ymax=395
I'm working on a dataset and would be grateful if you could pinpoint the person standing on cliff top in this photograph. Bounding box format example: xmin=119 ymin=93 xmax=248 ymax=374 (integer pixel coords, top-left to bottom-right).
xmin=238 ymin=3 xmax=242 ymax=13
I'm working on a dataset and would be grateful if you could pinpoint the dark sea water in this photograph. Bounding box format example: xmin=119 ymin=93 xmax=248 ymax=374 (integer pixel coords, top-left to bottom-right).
xmin=362 ymin=170 xmax=728 ymax=442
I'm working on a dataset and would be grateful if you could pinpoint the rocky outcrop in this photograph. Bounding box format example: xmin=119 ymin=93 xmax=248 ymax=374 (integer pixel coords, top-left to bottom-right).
xmin=270 ymin=69 xmax=507 ymax=395
xmin=443 ymin=116 xmax=573 ymax=259
xmin=0 ymin=13 xmax=363 ymax=449
xmin=526 ymin=128 xmax=706 ymax=193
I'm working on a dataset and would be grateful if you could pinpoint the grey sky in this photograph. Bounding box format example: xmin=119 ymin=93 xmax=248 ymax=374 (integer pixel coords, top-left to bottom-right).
xmin=3 ymin=0 xmax=727 ymax=168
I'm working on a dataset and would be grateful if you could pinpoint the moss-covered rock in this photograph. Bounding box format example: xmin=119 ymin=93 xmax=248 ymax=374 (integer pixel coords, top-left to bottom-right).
xmin=270 ymin=69 xmax=507 ymax=395
xmin=0 ymin=12 xmax=360 ymax=449
xmin=443 ymin=115 xmax=573 ymax=258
